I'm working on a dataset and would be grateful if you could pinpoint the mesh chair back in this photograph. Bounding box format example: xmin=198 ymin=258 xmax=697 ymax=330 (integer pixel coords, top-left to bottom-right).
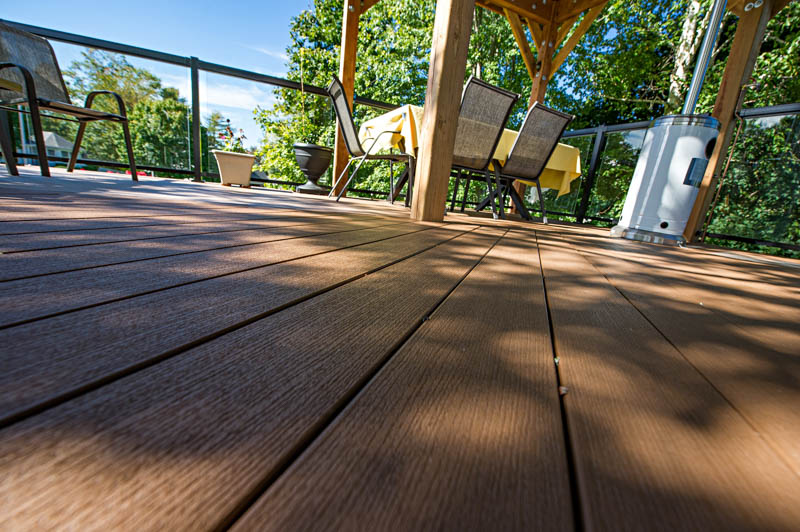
xmin=452 ymin=76 xmax=518 ymax=170
xmin=327 ymin=76 xmax=365 ymax=157
xmin=502 ymin=102 xmax=573 ymax=179
xmin=0 ymin=21 xmax=70 ymax=105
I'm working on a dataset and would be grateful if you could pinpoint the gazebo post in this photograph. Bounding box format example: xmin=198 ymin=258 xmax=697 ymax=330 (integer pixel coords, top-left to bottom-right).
xmin=410 ymin=0 xmax=476 ymax=222
xmin=331 ymin=0 xmax=361 ymax=198
xmin=683 ymin=0 xmax=787 ymax=242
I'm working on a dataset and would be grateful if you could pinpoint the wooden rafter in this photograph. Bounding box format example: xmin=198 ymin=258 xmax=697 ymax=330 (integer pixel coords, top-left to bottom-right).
xmin=479 ymin=0 xmax=553 ymax=26
xmin=556 ymin=14 xmax=579 ymax=46
xmin=555 ymin=0 xmax=608 ymax=23
xmin=504 ymin=8 xmax=538 ymax=80
xmin=527 ymin=20 xmax=544 ymax=51
xmin=361 ymin=0 xmax=381 ymax=12
xmin=551 ymin=3 xmax=606 ymax=73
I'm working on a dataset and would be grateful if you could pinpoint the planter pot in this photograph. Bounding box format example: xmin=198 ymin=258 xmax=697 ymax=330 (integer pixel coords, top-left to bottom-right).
xmin=212 ymin=150 xmax=256 ymax=187
xmin=293 ymin=143 xmax=333 ymax=195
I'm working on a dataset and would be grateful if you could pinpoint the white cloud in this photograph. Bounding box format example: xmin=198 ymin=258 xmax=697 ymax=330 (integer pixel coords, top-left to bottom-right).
xmin=242 ymin=44 xmax=289 ymax=62
xmin=203 ymin=83 xmax=276 ymax=111
xmin=156 ymin=72 xmax=276 ymax=112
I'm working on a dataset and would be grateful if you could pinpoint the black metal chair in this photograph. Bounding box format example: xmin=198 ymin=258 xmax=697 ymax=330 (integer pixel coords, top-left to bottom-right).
xmin=477 ymin=102 xmax=574 ymax=223
xmin=0 ymin=20 xmax=137 ymax=179
xmin=448 ymin=76 xmax=519 ymax=219
xmin=326 ymin=76 xmax=414 ymax=203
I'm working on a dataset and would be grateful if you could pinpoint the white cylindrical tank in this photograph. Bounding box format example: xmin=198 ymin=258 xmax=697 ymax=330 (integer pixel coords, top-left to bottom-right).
xmin=611 ymin=115 xmax=720 ymax=244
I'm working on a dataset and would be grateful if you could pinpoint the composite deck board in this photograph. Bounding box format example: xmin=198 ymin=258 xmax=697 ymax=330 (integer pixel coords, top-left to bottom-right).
xmin=566 ymin=234 xmax=800 ymax=474
xmin=0 ymin=222 xmax=426 ymax=327
xmin=234 ymin=230 xmax=573 ymax=531
xmin=536 ymin=231 xmax=800 ymax=531
xmin=0 ymin=218 xmax=407 ymax=281
xmin=0 ymin=224 xmax=478 ymax=423
xmin=0 ymin=227 xmax=503 ymax=531
xmin=0 ymin=212 xmax=384 ymax=251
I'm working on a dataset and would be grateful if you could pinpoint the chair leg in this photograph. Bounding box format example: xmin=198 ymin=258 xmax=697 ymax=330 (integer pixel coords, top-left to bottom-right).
xmin=328 ymin=157 xmax=357 ymax=198
xmin=67 ymin=121 xmax=88 ymax=173
xmin=535 ymin=179 xmax=548 ymax=224
xmin=493 ymin=167 xmax=505 ymax=219
xmin=121 ymin=120 xmax=137 ymax=181
xmin=508 ymin=181 xmax=532 ymax=221
xmin=450 ymin=169 xmax=461 ymax=212
xmin=27 ymin=100 xmax=50 ymax=177
xmin=0 ymin=109 xmax=18 ymax=176
xmin=389 ymin=160 xmax=395 ymax=204
xmin=461 ymin=177 xmax=471 ymax=212
xmin=483 ymin=171 xmax=499 ymax=219
xmin=405 ymin=156 xmax=415 ymax=208
xmin=335 ymin=156 xmax=368 ymax=202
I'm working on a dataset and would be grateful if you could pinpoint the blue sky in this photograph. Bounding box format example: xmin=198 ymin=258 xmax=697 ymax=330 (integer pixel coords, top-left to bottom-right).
xmin=4 ymin=0 xmax=309 ymax=143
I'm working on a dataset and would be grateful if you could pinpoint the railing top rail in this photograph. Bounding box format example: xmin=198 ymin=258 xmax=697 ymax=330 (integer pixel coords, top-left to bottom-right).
xmin=1 ymin=19 xmax=398 ymax=111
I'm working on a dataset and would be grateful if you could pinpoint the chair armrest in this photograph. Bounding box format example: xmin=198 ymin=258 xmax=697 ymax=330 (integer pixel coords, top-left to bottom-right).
xmin=83 ymin=90 xmax=129 ymax=119
xmin=0 ymin=63 xmax=37 ymax=101
xmin=363 ymin=129 xmax=402 ymax=157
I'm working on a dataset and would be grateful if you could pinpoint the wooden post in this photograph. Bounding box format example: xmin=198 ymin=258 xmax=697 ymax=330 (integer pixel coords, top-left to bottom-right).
xmin=332 ymin=0 xmax=361 ymax=198
xmin=683 ymin=0 xmax=774 ymax=241
xmin=411 ymin=0 xmax=476 ymax=222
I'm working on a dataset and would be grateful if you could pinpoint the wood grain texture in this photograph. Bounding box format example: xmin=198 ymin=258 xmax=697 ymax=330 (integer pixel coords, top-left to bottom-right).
xmin=411 ymin=0 xmax=476 ymax=222
xmin=0 ymin=228 xmax=503 ymax=531
xmin=0 ymin=212 xmax=381 ymax=251
xmin=0 ymin=222 xmax=425 ymax=327
xmin=0 ymin=218 xmax=403 ymax=282
xmin=233 ymin=230 xmax=573 ymax=531
xmin=536 ymin=231 xmax=800 ymax=531
xmin=566 ymin=233 xmax=800 ymax=474
xmin=0 ymin=224 xmax=476 ymax=424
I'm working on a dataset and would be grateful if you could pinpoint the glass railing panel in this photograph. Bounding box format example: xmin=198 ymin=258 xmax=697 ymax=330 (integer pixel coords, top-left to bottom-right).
xmin=22 ymin=41 xmax=193 ymax=176
xmin=583 ymin=128 xmax=647 ymax=223
xmin=704 ymin=112 xmax=799 ymax=257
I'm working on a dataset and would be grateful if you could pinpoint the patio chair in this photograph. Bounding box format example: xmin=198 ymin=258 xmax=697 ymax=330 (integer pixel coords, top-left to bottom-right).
xmin=0 ymin=20 xmax=137 ymax=179
xmin=326 ymin=76 xmax=413 ymax=202
xmin=449 ymin=76 xmax=519 ymax=219
xmin=478 ymin=102 xmax=573 ymax=223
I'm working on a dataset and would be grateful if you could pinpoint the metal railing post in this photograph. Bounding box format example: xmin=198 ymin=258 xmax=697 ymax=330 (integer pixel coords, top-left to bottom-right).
xmin=190 ymin=56 xmax=202 ymax=182
xmin=575 ymin=125 xmax=607 ymax=224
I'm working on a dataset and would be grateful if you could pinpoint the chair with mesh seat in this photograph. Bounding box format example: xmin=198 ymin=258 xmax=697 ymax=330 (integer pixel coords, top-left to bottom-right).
xmin=449 ymin=76 xmax=519 ymax=219
xmin=326 ymin=76 xmax=413 ymax=202
xmin=0 ymin=20 xmax=136 ymax=179
xmin=480 ymin=102 xmax=574 ymax=223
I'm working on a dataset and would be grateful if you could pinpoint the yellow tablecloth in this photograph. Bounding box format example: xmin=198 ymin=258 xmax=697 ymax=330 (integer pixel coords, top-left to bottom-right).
xmin=359 ymin=104 xmax=582 ymax=196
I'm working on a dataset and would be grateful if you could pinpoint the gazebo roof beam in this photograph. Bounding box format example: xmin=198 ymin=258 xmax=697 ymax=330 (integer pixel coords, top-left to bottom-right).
xmin=504 ymin=8 xmax=538 ymax=80
xmin=479 ymin=0 xmax=554 ymax=26
xmin=556 ymin=14 xmax=579 ymax=45
xmin=555 ymin=0 xmax=609 ymax=23
xmin=361 ymin=0 xmax=381 ymax=12
xmin=551 ymin=2 xmax=607 ymax=73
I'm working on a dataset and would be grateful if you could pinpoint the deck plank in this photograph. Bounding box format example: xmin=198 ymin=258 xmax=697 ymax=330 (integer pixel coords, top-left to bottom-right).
xmin=0 ymin=224 xmax=477 ymax=424
xmin=0 ymin=223 xmax=430 ymax=327
xmin=0 ymin=228 xmax=503 ymax=531
xmin=0 ymin=212 xmax=383 ymax=251
xmin=536 ymin=231 xmax=800 ymax=531
xmin=233 ymin=230 xmax=573 ymax=531
xmin=565 ymin=233 xmax=800 ymax=474
xmin=0 ymin=218 xmax=407 ymax=281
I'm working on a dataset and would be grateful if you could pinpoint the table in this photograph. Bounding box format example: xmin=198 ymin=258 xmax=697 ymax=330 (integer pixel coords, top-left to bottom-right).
xmin=359 ymin=104 xmax=582 ymax=197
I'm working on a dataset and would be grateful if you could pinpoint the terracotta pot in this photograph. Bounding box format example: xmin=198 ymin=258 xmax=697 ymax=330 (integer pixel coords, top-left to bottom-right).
xmin=293 ymin=143 xmax=333 ymax=195
xmin=212 ymin=150 xmax=256 ymax=187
